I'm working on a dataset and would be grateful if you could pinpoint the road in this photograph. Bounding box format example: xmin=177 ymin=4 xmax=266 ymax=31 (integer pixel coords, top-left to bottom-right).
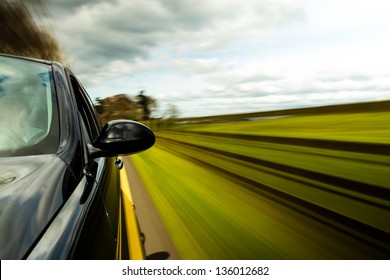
xmin=123 ymin=157 xmax=181 ymax=260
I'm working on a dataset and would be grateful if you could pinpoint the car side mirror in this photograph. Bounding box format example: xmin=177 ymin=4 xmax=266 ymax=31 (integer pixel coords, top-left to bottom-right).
xmin=89 ymin=120 xmax=155 ymax=158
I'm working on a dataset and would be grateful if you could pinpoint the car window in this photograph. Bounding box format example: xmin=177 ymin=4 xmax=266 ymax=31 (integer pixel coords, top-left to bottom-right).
xmin=0 ymin=56 xmax=59 ymax=156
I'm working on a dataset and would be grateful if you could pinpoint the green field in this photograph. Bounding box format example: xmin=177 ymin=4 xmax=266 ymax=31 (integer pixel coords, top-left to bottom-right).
xmin=172 ymin=111 xmax=390 ymax=143
xmin=131 ymin=109 xmax=390 ymax=259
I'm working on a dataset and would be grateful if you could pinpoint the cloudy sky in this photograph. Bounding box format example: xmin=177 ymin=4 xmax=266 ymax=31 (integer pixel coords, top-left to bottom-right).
xmin=45 ymin=0 xmax=390 ymax=118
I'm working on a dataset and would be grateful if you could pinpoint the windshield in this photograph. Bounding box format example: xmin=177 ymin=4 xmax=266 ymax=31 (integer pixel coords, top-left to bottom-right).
xmin=0 ymin=55 xmax=59 ymax=156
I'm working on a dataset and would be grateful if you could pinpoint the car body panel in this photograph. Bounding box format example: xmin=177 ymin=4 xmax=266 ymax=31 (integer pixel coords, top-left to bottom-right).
xmin=27 ymin=157 xmax=119 ymax=259
xmin=0 ymin=155 xmax=69 ymax=259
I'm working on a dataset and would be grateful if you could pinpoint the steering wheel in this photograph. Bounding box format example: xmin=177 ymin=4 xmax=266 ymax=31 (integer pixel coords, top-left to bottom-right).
xmin=0 ymin=125 xmax=26 ymax=147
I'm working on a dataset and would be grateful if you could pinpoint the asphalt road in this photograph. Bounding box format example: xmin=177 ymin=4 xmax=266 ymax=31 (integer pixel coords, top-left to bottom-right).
xmin=123 ymin=157 xmax=181 ymax=260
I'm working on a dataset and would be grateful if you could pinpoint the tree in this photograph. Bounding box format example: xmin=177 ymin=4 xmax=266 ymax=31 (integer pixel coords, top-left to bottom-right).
xmin=95 ymin=91 xmax=159 ymax=124
xmin=136 ymin=90 xmax=157 ymax=120
xmin=0 ymin=0 xmax=66 ymax=63
xmin=165 ymin=104 xmax=180 ymax=119
xmin=94 ymin=94 xmax=138 ymax=124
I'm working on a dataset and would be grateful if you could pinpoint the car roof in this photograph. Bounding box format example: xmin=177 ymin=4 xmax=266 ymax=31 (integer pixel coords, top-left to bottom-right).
xmin=0 ymin=53 xmax=53 ymax=65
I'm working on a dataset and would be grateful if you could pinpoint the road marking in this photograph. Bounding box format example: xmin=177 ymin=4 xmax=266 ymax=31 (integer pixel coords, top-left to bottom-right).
xmin=116 ymin=196 xmax=123 ymax=260
xmin=120 ymin=160 xmax=145 ymax=260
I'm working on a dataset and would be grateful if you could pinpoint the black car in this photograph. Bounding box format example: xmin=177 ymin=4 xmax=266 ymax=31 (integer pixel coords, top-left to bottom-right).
xmin=0 ymin=54 xmax=155 ymax=259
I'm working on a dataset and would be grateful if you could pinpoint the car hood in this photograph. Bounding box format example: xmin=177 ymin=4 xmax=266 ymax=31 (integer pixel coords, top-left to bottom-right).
xmin=0 ymin=155 xmax=68 ymax=259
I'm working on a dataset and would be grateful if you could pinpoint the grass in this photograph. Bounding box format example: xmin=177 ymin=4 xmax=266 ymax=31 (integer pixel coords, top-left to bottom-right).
xmin=131 ymin=110 xmax=390 ymax=259
xmin=170 ymin=111 xmax=390 ymax=144
xmin=156 ymin=132 xmax=390 ymax=189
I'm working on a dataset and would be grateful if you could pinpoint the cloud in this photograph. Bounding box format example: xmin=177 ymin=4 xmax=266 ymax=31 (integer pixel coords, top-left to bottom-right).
xmin=46 ymin=0 xmax=304 ymax=73
xmin=42 ymin=0 xmax=390 ymax=117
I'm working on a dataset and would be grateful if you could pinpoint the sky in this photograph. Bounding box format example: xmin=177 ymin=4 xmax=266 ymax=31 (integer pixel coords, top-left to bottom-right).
xmin=45 ymin=0 xmax=390 ymax=118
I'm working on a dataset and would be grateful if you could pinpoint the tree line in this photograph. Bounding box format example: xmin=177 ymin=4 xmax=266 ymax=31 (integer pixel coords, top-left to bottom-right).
xmin=94 ymin=91 xmax=156 ymax=124
xmin=94 ymin=91 xmax=180 ymax=125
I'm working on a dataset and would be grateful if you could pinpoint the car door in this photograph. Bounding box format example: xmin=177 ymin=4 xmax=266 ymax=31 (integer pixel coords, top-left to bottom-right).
xmin=67 ymin=74 xmax=121 ymax=259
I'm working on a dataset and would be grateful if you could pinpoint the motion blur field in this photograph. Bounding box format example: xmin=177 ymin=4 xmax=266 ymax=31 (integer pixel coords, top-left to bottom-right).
xmin=131 ymin=103 xmax=390 ymax=259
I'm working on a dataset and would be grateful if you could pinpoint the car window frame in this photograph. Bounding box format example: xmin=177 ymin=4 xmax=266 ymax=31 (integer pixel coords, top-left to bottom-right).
xmin=67 ymin=72 xmax=102 ymax=164
xmin=70 ymin=77 xmax=101 ymax=138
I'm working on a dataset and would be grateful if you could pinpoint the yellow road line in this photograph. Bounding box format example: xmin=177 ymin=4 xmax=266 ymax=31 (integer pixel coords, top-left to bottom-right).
xmin=116 ymin=196 xmax=123 ymax=260
xmin=120 ymin=161 xmax=145 ymax=260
